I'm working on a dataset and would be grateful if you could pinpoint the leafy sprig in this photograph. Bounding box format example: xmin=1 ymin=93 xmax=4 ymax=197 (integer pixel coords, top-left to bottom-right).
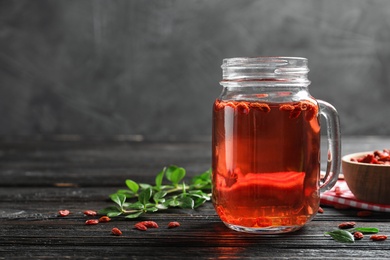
xmin=99 ymin=165 xmax=212 ymax=219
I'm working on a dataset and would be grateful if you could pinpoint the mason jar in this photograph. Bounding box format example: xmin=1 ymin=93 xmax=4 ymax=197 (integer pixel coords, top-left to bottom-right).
xmin=212 ymin=57 xmax=341 ymax=234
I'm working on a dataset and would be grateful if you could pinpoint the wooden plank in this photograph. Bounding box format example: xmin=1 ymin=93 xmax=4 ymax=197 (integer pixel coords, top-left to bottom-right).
xmin=0 ymin=140 xmax=211 ymax=187
xmin=1 ymin=137 xmax=390 ymax=258
xmin=1 ymin=136 xmax=389 ymax=186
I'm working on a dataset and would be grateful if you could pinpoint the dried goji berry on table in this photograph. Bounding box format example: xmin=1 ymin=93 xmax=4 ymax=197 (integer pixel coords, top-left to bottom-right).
xmin=354 ymin=232 xmax=364 ymax=240
xmin=58 ymin=210 xmax=70 ymax=217
xmin=137 ymin=221 xmax=159 ymax=228
xmin=168 ymin=221 xmax=180 ymax=229
xmin=370 ymin=235 xmax=388 ymax=241
xmin=134 ymin=223 xmax=147 ymax=231
xmin=85 ymin=219 xmax=99 ymax=225
xmin=338 ymin=222 xmax=356 ymax=229
xmin=83 ymin=210 xmax=97 ymax=216
xmin=317 ymin=207 xmax=324 ymax=214
xmin=111 ymin=227 xmax=122 ymax=236
xmin=98 ymin=216 xmax=111 ymax=223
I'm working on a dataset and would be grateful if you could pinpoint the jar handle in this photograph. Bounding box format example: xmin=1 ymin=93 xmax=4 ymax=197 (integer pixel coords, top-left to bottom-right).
xmin=318 ymin=100 xmax=341 ymax=192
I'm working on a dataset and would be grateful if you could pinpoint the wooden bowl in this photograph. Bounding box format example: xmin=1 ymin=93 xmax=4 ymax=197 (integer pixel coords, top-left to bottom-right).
xmin=342 ymin=151 xmax=390 ymax=205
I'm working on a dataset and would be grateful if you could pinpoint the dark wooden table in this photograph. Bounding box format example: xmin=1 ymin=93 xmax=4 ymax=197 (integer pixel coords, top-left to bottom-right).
xmin=1 ymin=136 xmax=390 ymax=259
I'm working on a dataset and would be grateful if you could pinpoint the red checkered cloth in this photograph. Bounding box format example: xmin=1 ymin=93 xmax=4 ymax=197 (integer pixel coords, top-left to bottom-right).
xmin=320 ymin=179 xmax=390 ymax=212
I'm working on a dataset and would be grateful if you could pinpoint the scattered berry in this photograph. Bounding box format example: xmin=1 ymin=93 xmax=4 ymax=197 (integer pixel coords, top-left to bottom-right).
xmin=134 ymin=223 xmax=147 ymax=231
xmin=83 ymin=210 xmax=97 ymax=216
xmin=168 ymin=221 xmax=180 ymax=229
xmin=353 ymin=232 xmax=364 ymax=240
xmin=370 ymin=235 xmax=388 ymax=241
xmin=338 ymin=222 xmax=356 ymax=229
xmin=98 ymin=216 xmax=111 ymax=223
xmin=85 ymin=219 xmax=99 ymax=225
xmin=58 ymin=210 xmax=70 ymax=217
xmin=111 ymin=227 xmax=122 ymax=236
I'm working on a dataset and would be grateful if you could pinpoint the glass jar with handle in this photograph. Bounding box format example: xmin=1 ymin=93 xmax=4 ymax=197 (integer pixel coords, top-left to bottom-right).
xmin=212 ymin=57 xmax=341 ymax=234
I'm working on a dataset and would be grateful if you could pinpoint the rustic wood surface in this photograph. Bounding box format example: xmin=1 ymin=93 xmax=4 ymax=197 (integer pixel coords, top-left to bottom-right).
xmin=1 ymin=136 xmax=390 ymax=259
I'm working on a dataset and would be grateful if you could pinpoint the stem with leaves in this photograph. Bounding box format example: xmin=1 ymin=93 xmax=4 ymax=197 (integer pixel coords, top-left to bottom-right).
xmin=99 ymin=165 xmax=212 ymax=219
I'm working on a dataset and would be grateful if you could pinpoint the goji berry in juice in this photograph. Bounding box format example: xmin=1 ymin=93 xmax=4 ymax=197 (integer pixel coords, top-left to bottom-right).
xmin=212 ymin=100 xmax=320 ymax=231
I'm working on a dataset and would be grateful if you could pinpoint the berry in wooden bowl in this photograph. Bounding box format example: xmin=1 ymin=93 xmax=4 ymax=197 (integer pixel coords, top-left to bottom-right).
xmin=342 ymin=150 xmax=390 ymax=205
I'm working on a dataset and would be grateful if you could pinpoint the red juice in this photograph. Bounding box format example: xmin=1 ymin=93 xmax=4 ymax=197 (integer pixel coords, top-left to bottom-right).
xmin=212 ymin=99 xmax=321 ymax=232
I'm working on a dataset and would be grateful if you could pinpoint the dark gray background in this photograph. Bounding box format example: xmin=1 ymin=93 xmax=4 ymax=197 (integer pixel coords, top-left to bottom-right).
xmin=1 ymin=0 xmax=390 ymax=141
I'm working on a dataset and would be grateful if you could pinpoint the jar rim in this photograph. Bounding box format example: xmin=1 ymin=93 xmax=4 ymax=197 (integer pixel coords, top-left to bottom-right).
xmin=222 ymin=56 xmax=308 ymax=67
xmin=221 ymin=56 xmax=310 ymax=85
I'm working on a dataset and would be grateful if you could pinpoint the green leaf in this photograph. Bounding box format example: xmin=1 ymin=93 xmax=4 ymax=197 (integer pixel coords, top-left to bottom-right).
xmin=145 ymin=206 xmax=158 ymax=212
xmin=138 ymin=187 xmax=153 ymax=205
xmin=166 ymin=165 xmax=186 ymax=185
xmin=98 ymin=206 xmax=122 ymax=216
xmin=115 ymin=189 xmax=136 ymax=198
xmin=351 ymin=227 xmax=379 ymax=234
xmin=110 ymin=193 xmax=126 ymax=208
xmin=193 ymin=197 xmax=207 ymax=208
xmin=107 ymin=211 xmax=123 ymax=217
xmin=157 ymin=204 xmax=168 ymax=210
xmin=166 ymin=198 xmax=180 ymax=207
xmin=125 ymin=179 xmax=139 ymax=193
xmin=165 ymin=165 xmax=178 ymax=181
xmin=145 ymin=203 xmax=156 ymax=208
xmin=155 ymin=168 xmax=165 ymax=189
xmin=325 ymin=230 xmax=355 ymax=243
xmin=189 ymin=190 xmax=211 ymax=199
xmin=191 ymin=168 xmax=212 ymax=189
xmin=153 ymin=190 xmax=167 ymax=203
xmin=139 ymin=183 xmax=152 ymax=190
xmin=179 ymin=197 xmax=195 ymax=209
xmin=192 ymin=168 xmax=212 ymax=182
xmin=126 ymin=201 xmax=145 ymax=210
